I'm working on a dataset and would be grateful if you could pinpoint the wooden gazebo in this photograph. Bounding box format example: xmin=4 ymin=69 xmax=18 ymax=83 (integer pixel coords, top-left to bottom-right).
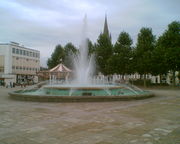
xmin=37 ymin=64 xmax=72 ymax=81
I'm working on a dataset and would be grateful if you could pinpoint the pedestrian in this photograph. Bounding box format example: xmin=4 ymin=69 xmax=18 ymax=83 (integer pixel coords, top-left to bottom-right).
xmin=13 ymin=82 xmax=15 ymax=87
xmin=10 ymin=82 xmax=12 ymax=88
xmin=20 ymin=81 xmax=23 ymax=88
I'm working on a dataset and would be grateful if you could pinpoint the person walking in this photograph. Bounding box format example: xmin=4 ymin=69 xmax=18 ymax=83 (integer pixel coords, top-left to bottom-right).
xmin=10 ymin=82 xmax=12 ymax=88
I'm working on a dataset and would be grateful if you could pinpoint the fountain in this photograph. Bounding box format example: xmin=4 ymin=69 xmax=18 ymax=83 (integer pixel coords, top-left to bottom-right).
xmin=9 ymin=16 xmax=154 ymax=102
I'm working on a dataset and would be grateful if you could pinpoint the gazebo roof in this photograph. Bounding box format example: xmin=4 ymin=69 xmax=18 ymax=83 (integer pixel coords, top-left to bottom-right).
xmin=49 ymin=63 xmax=72 ymax=73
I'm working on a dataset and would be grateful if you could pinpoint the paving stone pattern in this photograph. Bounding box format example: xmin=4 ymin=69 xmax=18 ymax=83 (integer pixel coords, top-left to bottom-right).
xmin=0 ymin=87 xmax=179 ymax=144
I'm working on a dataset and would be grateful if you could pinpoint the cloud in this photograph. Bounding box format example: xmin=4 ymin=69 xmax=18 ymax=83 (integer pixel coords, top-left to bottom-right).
xmin=0 ymin=0 xmax=179 ymax=66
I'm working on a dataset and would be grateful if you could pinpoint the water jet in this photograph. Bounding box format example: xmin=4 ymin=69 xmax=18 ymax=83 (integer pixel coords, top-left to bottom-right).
xmin=9 ymin=16 xmax=154 ymax=102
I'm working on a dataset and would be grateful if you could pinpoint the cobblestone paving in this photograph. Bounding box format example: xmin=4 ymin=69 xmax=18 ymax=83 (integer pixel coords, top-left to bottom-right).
xmin=0 ymin=87 xmax=179 ymax=144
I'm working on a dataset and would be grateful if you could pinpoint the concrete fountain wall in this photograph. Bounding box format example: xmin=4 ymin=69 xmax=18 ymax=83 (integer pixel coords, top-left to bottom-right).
xmin=9 ymin=90 xmax=154 ymax=102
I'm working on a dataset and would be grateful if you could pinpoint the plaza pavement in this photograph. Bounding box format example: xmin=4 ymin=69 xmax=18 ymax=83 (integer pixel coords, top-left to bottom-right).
xmin=0 ymin=87 xmax=179 ymax=144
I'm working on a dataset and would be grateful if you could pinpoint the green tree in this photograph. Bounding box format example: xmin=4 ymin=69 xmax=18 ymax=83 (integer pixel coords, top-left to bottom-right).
xmin=151 ymin=36 xmax=168 ymax=83
xmin=155 ymin=21 xmax=180 ymax=86
xmin=110 ymin=32 xmax=133 ymax=76
xmin=95 ymin=33 xmax=113 ymax=75
xmin=47 ymin=45 xmax=65 ymax=69
xmin=130 ymin=47 xmax=137 ymax=74
xmin=135 ymin=27 xmax=156 ymax=87
xmin=64 ymin=42 xmax=77 ymax=69
xmin=87 ymin=39 xmax=95 ymax=56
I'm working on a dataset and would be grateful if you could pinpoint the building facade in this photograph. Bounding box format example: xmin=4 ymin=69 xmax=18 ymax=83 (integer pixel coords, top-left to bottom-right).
xmin=0 ymin=42 xmax=40 ymax=86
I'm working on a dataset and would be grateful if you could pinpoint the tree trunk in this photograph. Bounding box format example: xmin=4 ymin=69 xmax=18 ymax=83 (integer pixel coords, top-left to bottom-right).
xmin=122 ymin=74 xmax=124 ymax=80
xmin=140 ymin=74 xmax=142 ymax=79
xmin=159 ymin=74 xmax=162 ymax=84
xmin=143 ymin=74 xmax=147 ymax=87
xmin=172 ymin=70 xmax=176 ymax=87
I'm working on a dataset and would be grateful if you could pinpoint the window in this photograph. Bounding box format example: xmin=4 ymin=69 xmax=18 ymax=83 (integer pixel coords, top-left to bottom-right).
xmin=33 ymin=52 xmax=35 ymax=57
xmin=20 ymin=50 xmax=22 ymax=55
xmin=16 ymin=66 xmax=19 ymax=69
xmin=12 ymin=48 xmax=15 ymax=53
xmin=16 ymin=49 xmax=19 ymax=54
xmin=0 ymin=66 xmax=4 ymax=72
xmin=27 ymin=51 xmax=29 ymax=56
xmin=0 ymin=53 xmax=6 ymax=72
xmin=23 ymin=50 xmax=25 ymax=55
xmin=12 ymin=66 xmax=15 ymax=69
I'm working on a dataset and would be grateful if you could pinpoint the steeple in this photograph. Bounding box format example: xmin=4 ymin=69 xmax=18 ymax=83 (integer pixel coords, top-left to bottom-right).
xmin=103 ymin=15 xmax=111 ymax=39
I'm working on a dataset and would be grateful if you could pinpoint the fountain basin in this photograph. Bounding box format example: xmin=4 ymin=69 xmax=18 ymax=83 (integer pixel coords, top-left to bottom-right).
xmin=9 ymin=84 xmax=154 ymax=102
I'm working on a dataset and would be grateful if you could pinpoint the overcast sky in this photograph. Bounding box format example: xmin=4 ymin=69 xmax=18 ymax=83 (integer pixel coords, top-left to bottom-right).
xmin=0 ymin=0 xmax=179 ymax=67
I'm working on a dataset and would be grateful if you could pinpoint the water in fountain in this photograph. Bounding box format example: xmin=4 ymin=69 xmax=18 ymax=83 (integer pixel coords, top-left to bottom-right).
xmin=9 ymin=15 xmax=154 ymax=101
xmin=73 ymin=15 xmax=95 ymax=85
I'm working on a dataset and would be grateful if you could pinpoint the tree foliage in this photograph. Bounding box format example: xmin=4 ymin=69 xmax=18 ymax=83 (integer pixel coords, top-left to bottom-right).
xmin=64 ymin=42 xmax=77 ymax=69
xmin=47 ymin=43 xmax=77 ymax=69
xmin=87 ymin=39 xmax=95 ymax=56
xmin=46 ymin=21 xmax=180 ymax=86
xmin=95 ymin=34 xmax=113 ymax=75
xmin=135 ymin=27 xmax=156 ymax=86
xmin=154 ymin=21 xmax=180 ymax=85
xmin=110 ymin=31 xmax=133 ymax=75
xmin=47 ymin=44 xmax=65 ymax=69
xmin=158 ymin=21 xmax=180 ymax=71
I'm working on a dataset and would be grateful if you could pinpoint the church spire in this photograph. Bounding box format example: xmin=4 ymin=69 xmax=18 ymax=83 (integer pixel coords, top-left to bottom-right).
xmin=103 ymin=14 xmax=111 ymax=39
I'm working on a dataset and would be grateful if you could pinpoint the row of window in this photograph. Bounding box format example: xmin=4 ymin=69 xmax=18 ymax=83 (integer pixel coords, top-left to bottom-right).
xmin=14 ymin=57 xmax=39 ymax=63
xmin=0 ymin=67 xmax=4 ymax=72
xmin=12 ymin=48 xmax=40 ymax=58
xmin=12 ymin=66 xmax=39 ymax=71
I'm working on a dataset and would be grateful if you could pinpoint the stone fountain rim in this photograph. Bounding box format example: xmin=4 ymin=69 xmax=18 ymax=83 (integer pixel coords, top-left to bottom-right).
xmin=43 ymin=85 xmax=131 ymax=90
xmin=9 ymin=90 xmax=155 ymax=102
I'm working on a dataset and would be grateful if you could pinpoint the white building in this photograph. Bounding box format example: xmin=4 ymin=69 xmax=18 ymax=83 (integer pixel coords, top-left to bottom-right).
xmin=0 ymin=42 xmax=40 ymax=86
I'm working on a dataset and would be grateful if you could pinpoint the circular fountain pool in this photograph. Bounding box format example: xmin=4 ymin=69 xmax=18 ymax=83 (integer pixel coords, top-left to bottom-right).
xmin=9 ymin=83 xmax=154 ymax=102
xmin=9 ymin=16 xmax=154 ymax=102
